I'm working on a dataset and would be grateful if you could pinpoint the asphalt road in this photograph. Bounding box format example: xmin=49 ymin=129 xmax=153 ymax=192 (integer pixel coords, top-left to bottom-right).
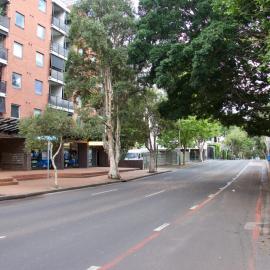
xmin=0 ymin=160 xmax=269 ymax=270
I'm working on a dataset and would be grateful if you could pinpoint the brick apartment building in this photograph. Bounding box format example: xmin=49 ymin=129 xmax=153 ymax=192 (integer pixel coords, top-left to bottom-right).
xmin=0 ymin=0 xmax=92 ymax=170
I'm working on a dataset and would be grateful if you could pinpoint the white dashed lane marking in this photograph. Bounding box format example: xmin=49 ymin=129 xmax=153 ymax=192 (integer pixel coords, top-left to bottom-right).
xmin=154 ymin=223 xmax=170 ymax=232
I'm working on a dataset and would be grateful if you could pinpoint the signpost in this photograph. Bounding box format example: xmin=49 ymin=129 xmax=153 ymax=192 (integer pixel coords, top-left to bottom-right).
xmin=37 ymin=136 xmax=57 ymax=180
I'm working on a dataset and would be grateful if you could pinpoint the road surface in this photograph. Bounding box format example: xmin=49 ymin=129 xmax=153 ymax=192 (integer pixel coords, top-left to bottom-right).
xmin=0 ymin=160 xmax=269 ymax=270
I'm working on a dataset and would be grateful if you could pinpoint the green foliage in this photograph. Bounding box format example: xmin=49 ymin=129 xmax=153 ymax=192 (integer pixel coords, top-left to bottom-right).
xmin=122 ymin=88 xmax=162 ymax=151
xmin=159 ymin=116 xmax=221 ymax=149
xmin=65 ymin=0 xmax=137 ymax=156
xmin=130 ymin=0 xmax=270 ymax=136
xmin=224 ymin=126 xmax=267 ymax=159
xmin=19 ymin=108 xmax=84 ymax=151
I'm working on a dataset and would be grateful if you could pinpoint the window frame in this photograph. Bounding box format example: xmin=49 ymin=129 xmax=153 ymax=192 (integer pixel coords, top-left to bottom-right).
xmin=34 ymin=108 xmax=42 ymax=116
xmin=12 ymin=72 xmax=22 ymax=89
xmin=38 ymin=0 xmax=47 ymax=13
xmin=13 ymin=41 xmax=23 ymax=59
xmin=37 ymin=24 xmax=46 ymax=40
xmin=36 ymin=52 xmax=44 ymax=67
xmin=34 ymin=79 xmax=43 ymax=95
xmin=11 ymin=104 xmax=20 ymax=119
xmin=15 ymin=12 xmax=25 ymax=29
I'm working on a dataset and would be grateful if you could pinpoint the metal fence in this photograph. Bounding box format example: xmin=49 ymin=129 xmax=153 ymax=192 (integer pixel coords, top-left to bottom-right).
xmin=0 ymin=14 xmax=9 ymax=29
xmin=52 ymin=17 xmax=69 ymax=33
xmin=50 ymin=69 xmax=64 ymax=82
xmin=0 ymin=81 xmax=6 ymax=94
xmin=51 ymin=43 xmax=68 ymax=58
xmin=0 ymin=46 xmax=7 ymax=61
xmin=49 ymin=95 xmax=74 ymax=112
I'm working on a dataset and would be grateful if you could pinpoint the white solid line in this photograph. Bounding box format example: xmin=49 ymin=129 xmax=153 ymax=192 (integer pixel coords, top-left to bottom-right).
xmin=0 ymin=236 xmax=6 ymax=239
xmin=145 ymin=190 xmax=166 ymax=198
xmin=91 ymin=189 xmax=118 ymax=196
xmin=190 ymin=205 xmax=199 ymax=210
xmin=208 ymin=194 xmax=215 ymax=198
xmin=87 ymin=266 xmax=100 ymax=270
xmin=154 ymin=223 xmax=170 ymax=232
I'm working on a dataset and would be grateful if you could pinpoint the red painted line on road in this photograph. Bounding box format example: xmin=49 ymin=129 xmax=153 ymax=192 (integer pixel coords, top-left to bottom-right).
xmin=99 ymin=232 xmax=160 ymax=270
xmin=248 ymin=188 xmax=263 ymax=270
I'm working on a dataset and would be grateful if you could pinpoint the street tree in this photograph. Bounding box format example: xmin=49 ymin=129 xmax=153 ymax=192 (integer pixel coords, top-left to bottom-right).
xmin=66 ymin=0 xmax=135 ymax=179
xmin=224 ymin=127 xmax=267 ymax=159
xmin=129 ymin=0 xmax=270 ymax=136
xmin=191 ymin=118 xmax=221 ymax=162
xmin=19 ymin=108 xmax=83 ymax=188
xmin=159 ymin=117 xmax=198 ymax=165
xmin=124 ymin=88 xmax=163 ymax=172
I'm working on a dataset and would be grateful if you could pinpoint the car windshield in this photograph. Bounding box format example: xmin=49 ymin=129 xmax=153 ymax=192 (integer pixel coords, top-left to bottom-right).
xmin=126 ymin=153 xmax=138 ymax=159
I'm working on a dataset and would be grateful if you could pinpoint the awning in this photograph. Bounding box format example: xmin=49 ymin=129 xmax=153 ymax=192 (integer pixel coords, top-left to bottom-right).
xmin=0 ymin=117 xmax=19 ymax=134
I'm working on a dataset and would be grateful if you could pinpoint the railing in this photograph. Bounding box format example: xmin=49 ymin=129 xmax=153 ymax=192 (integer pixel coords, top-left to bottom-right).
xmin=0 ymin=14 xmax=9 ymax=30
xmin=0 ymin=46 xmax=7 ymax=61
xmin=49 ymin=95 xmax=74 ymax=112
xmin=51 ymin=43 xmax=68 ymax=58
xmin=50 ymin=69 xmax=64 ymax=82
xmin=52 ymin=17 xmax=69 ymax=33
xmin=0 ymin=97 xmax=5 ymax=113
xmin=0 ymin=81 xmax=6 ymax=94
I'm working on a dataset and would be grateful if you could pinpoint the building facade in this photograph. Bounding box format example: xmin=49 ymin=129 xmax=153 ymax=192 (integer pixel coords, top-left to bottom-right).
xmin=0 ymin=0 xmax=75 ymax=170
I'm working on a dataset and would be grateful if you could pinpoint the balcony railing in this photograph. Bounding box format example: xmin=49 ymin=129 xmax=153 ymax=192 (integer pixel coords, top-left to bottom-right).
xmin=52 ymin=17 xmax=69 ymax=33
xmin=51 ymin=43 xmax=68 ymax=58
xmin=0 ymin=14 xmax=9 ymax=30
xmin=0 ymin=46 xmax=7 ymax=61
xmin=0 ymin=81 xmax=6 ymax=94
xmin=0 ymin=97 xmax=5 ymax=113
xmin=49 ymin=95 xmax=74 ymax=112
xmin=50 ymin=69 xmax=64 ymax=83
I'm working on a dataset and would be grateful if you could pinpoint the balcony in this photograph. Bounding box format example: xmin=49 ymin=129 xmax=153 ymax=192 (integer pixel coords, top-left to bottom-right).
xmin=0 ymin=46 xmax=7 ymax=64
xmin=0 ymin=14 xmax=9 ymax=33
xmin=0 ymin=81 xmax=6 ymax=96
xmin=49 ymin=69 xmax=64 ymax=84
xmin=49 ymin=95 xmax=74 ymax=113
xmin=52 ymin=17 xmax=69 ymax=34
xmin=51 ymin=42 xmax=68 ymax=59
xmin=0 ymin=96 xmax=5 ymax=113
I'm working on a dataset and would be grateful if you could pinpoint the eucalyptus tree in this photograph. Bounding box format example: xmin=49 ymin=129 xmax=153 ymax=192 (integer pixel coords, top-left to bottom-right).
xmin=66 ymin=0 xmax=136 ymax=179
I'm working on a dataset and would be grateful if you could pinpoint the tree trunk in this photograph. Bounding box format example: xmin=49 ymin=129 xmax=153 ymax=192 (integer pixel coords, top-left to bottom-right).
xmin=183 ymin=146 xmax=187 ymax=165
xmin=149 ymin=150 xmax=156 ymax=173
xmin=104 ymin=66 xmax=121 ymax=179
xmin=50 ymin=138 xmax=63 ymax=188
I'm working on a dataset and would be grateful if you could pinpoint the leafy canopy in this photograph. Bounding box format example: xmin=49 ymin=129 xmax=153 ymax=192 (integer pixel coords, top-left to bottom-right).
xmin=129 ymin=0 xmax=270 ymax=136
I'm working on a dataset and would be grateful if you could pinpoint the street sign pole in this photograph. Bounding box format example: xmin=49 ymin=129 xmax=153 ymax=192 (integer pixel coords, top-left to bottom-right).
xmin=47 ymin=141 xmax=50 ymax=180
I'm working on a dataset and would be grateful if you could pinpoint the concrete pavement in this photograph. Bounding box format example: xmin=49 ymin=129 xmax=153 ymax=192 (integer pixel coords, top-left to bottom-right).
xmin=0 ymin=160 xmax=269 ymax=270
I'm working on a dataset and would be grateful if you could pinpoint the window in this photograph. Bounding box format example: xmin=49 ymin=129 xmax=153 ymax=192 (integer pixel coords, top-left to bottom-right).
xmin=38 ymin=0 xmax=46 ymax=12
xmin=11 ymin=104 xmax=20 ymax=118
xmin=37 ymin=24 xmax=45 ymax=39
xmin=13 ymin=42 xmax=23 ymax=58
xmin=15 ymin=12 xmax=25 ymax=29
xmin=35 ymin=80 xmax=43 ymax=95
xmin=36 ymin=52 xmax=44 ymax=67
xmin=12 ymin=72 xmax=22 ymax=88
xmin=34 ymin=108 xmax=42 ymax=116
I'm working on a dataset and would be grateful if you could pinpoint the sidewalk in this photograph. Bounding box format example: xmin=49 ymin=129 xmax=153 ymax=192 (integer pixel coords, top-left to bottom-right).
xmin=0 ymin=167 xmax=170 ymax=200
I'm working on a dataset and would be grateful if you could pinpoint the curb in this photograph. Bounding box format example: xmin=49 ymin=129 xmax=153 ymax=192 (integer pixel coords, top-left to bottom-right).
xmin=0 ymin=170 xmax=171 ymax=202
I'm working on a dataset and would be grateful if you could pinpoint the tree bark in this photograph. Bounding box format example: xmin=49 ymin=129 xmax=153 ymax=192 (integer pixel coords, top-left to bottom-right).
xmin=183 ymin=146 xmax=187 ymax=165
xmin=50 ymin=138 xmax=63 ymax=188
xmin=149 ymin=150 xmax=156 ymax=173
xmin=104 ymin=66 xmax=121 ymax=179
